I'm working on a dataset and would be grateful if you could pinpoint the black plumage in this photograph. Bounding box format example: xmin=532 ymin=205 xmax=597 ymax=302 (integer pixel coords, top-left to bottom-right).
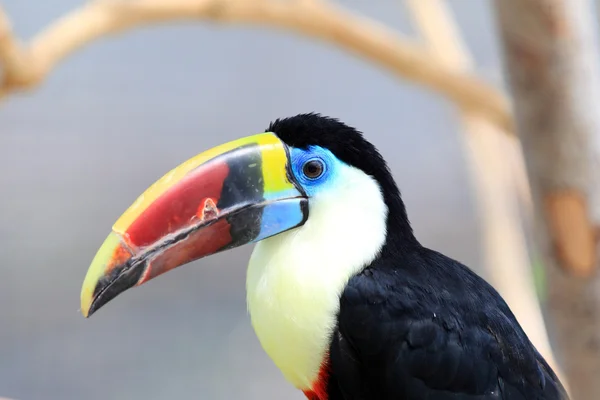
xmin=330 ymin=249 xmax=567 ymax=399
xmin=268 ymin=113 xmax=568 ymax=400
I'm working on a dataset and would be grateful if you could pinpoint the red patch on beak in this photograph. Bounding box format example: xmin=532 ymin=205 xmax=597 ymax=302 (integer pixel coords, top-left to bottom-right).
xmin=126 ymin=161 xmax=229 ymax=247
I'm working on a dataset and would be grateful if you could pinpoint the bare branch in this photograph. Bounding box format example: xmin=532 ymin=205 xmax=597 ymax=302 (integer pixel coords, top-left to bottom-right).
xmin=0 ymin=0 xmax=512 ymax=131
xmin=0 ymin=5 xmax=39 ymax=93
xmin=0 ymin=5 xmax=19 ymax=71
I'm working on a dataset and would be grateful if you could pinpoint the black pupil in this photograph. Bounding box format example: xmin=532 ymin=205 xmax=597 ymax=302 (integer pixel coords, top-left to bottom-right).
xmin=304 ymin=160 xmax=323 ymax=178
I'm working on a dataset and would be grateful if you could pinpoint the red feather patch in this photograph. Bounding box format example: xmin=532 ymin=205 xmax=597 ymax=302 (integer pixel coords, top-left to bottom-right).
xmin=302 ymin=355 xmax=331 ymax=400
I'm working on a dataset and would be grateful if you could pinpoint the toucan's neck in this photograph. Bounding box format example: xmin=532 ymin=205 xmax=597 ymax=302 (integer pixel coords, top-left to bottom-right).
xmin=379 ymin=177 xmax=420 ymax=256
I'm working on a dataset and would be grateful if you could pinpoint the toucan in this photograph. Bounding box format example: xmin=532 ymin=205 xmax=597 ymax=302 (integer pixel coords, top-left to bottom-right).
xmin=80 ymin=113 xmax=568 ymax=399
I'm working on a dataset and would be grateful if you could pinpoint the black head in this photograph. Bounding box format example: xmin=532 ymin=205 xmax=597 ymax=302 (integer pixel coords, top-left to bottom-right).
xmin=267 ymin=113 xmax=417 ymax=248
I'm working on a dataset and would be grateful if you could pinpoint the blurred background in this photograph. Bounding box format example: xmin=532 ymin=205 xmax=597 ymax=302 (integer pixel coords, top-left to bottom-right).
xmin=0 ymin=1 xmax=571 ymax=399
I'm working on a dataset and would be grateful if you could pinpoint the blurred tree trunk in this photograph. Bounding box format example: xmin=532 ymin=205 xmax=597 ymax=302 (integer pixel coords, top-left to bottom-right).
xmin=494 ymin=1 xmax=600 ymax=398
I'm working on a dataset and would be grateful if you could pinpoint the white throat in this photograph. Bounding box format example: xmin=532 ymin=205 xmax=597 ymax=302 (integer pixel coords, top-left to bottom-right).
xmin=246 ymin=163 xmax=388 ymax=390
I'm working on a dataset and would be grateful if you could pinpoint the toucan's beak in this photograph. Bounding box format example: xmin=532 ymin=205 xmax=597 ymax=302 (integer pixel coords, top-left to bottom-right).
xmin=80 ymin=132 xmax=308 ymax=318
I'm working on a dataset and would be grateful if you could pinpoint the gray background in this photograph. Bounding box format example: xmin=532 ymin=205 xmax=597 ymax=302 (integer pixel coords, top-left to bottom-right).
xmin=1 ymin=1 xmax=510 ymax=399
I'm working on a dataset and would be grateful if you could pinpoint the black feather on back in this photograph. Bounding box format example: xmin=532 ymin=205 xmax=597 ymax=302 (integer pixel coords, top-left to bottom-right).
xmin=327 ymin=248 xmax=569 ymax=400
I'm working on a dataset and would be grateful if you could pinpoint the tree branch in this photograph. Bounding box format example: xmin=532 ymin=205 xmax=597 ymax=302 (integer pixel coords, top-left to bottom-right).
xmin=0 ymin=0 xmax=512 ymax=131
xmin=0 ymin=5 xmax=37 ymax=92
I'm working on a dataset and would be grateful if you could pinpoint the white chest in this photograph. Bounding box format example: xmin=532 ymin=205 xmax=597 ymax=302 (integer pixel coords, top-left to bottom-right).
xmin=246 ymin=235 xmax=347 ymax=390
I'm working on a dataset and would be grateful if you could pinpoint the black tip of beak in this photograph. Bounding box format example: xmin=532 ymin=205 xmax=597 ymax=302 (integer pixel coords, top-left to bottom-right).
xmin=86 ymin=259 xmax=148 ymax=318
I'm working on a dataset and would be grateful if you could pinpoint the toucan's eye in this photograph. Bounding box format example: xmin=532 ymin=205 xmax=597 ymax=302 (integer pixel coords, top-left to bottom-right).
xmin=302 ymin=159 xmax=325 ymax=179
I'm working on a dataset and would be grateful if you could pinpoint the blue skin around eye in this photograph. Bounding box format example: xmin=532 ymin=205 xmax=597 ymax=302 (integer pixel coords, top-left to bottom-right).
xmin=252 ymin=146 xmax=338 ymax=242
xmin=289 ymin=145 xmax=338 ymax=196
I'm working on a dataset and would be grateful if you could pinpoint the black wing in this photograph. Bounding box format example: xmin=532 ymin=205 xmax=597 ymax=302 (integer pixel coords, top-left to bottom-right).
xmin=328 ymin=248 xmax=568 ymax=400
